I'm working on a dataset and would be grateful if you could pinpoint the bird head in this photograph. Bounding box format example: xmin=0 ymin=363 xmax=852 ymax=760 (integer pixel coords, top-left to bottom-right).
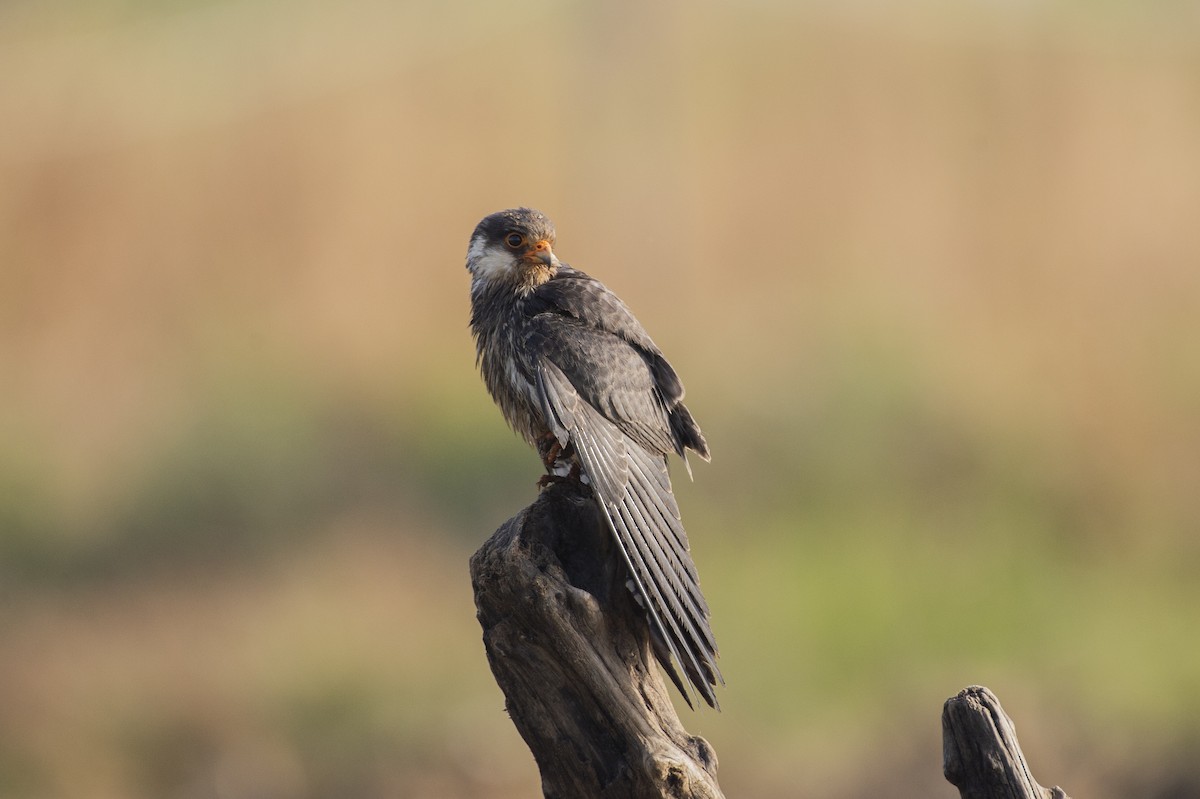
xmin=466 ymin=208 xmax=559 ymax=292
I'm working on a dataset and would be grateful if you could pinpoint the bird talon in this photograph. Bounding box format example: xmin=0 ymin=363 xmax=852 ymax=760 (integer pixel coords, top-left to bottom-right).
xmin=537 ymin=459 xmax=586 ymax=489
xmin=537 ymin=473 xmax=578 ymax=489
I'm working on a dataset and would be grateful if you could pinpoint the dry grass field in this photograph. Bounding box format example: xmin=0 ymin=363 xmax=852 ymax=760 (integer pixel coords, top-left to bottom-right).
xmin=2 ymin=1 xmax=1199 ymax=797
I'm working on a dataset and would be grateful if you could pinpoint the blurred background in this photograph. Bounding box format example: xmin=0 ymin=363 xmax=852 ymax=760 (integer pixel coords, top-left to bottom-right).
xmin=3 ymin=0 xmax=1199 ymax=797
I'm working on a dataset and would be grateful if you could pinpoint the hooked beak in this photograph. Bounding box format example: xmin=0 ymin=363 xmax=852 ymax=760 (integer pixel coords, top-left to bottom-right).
xmin=524 ymin=239 xmax=556 ymax=268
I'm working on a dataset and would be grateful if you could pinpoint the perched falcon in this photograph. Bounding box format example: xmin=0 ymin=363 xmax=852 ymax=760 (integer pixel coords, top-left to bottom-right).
xmin=466 ymin=207 xmax=721 ymax=709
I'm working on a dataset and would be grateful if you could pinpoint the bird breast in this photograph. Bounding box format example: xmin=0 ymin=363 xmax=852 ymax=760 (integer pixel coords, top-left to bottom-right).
xmin=474 ymin=305 xmax=546 ymax=446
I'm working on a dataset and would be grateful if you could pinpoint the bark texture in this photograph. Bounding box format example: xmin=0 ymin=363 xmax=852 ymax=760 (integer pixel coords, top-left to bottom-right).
xmin=470 ymin=482 xmax=723 ymax=799
xmin=943 ymin=685 xmax=1071 ymax=799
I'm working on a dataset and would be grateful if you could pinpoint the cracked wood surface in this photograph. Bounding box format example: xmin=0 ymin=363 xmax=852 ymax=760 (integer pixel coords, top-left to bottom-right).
xmin=470 ymin=482 xmax=723 ymax=799
xmin=943 ymin=685 xmax=1071 ymax=799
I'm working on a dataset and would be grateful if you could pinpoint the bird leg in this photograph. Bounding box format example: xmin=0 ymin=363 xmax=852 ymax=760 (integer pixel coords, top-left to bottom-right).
xmin=539 ymin=433 xmax=563 ymax=469
xmin=536 ymin=433 xmax=585 ymax=489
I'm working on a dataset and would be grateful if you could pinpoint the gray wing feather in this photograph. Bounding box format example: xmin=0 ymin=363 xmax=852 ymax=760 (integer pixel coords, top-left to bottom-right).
xmin=537 ymin=359 xmax=722 ymax=708
xmin=534 ymin=270 xmax=710 ymax=461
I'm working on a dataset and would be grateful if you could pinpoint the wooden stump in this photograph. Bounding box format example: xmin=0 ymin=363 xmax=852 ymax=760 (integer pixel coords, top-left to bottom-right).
xmin=943 ymin=685 xmax=1072 ymax=799
xmin=470 ymin=481 xmax=723 ymax=799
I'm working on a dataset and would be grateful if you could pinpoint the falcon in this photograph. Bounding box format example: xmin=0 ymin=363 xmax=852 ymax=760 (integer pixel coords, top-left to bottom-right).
xmin=466 ymin=207 xmax=722 ymax=709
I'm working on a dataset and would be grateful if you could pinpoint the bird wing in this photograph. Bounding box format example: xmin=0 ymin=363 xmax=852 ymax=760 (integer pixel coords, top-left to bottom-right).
xmin=531 ymin=333 xmax=721 ymax=708
xmin=531 ymin=268 xmax=710 ymax=460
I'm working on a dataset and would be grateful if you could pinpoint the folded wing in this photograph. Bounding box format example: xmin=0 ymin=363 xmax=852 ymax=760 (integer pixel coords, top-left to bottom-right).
xmin=535 ymin=356 xmax=721 ymax=708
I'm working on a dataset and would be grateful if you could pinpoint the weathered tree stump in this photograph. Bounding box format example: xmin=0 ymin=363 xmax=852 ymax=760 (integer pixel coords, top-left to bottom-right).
xmin=943 ymin=685 xmax=1072 ymax=799
xmin=470 ymin=481 xmax=723 ymax=799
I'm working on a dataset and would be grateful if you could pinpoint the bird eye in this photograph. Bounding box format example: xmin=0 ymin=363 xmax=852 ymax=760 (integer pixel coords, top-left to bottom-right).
xmin=504 ymin=233 xmax=525 ymax=249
